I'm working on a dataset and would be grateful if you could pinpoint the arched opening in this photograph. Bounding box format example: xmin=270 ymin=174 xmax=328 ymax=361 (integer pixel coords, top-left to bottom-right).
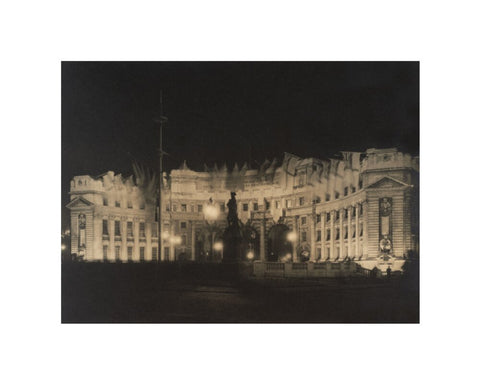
xmin=267 ymin=224 xmax=293 ymax=262
xmin=242 ymin=225 xmax=260 ymax=260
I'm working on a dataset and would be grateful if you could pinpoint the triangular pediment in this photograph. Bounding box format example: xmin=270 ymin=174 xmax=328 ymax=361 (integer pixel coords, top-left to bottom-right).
xmin=365 ymin=176 xmax=410 ymax=189
xmin=66 ymin=196 xmax=95 ymax=209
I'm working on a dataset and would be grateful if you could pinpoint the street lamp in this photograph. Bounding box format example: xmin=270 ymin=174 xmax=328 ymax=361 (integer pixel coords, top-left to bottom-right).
xmin=286 ymin=231 xmax=297 ymax=262
xmin=213 ymin=241 xmax=223 ymax=260
xmin=204 ymin=199 xmax=220 ymax=261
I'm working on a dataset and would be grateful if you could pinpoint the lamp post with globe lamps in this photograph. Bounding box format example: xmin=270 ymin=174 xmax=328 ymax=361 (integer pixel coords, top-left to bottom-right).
xmin=204 ymin=199 xmax=220 ymax=261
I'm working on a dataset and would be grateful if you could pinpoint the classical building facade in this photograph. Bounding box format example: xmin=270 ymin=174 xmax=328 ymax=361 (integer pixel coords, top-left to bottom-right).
xmin=67 ymin=148 xmax=419 ymax=270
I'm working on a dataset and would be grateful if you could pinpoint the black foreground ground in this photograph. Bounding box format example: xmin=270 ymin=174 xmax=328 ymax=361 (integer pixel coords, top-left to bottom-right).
xmin=61 ymin=262 xmax=419 ymax=323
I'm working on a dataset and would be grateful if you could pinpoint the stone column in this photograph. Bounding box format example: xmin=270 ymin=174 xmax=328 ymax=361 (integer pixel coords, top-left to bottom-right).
xmin=121 ymin=218 xmax=127 ymax=262
xmin=146 ymin=222 xmax=152 ymax=261
xmin=355 ymin=203 xmax=359 ymax=257
xmin=108 ymin=217 xmax=115 ymax=261
xmin=191 ymin=221 xmax=196 ymax=261
xmin=133 ymin=219 xmax=139 ymax=262
xmin=260 ymin=215 xmax=266 ymax=261
xmin=330 ymin=210 xmax=335 ymax=260
xmin=310 ymin=205 xmax=316 ymax=261
xmin=321 ymin=212 xmax=326 ymax=261
xmin=347 ymin=206 xmax=352 ymax=258
xmin=339 ymin=208 xmax=344 ymax=259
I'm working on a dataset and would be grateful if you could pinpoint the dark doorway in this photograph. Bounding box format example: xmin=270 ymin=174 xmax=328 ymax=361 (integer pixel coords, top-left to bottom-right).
xmin=267 ymin=224 xmax=293 ymax=261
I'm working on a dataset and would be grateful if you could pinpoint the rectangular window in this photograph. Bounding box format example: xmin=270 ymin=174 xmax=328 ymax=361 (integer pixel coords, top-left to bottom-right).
xmin=103 ymin=197 xmax=108 ymax=206
xmin=359 ymin=204 xmax=363 ymax=216
xmin=127 ymin=221 xmax=133 ymax=237
xmin=344 ymin=187 xmax=348 ymax=196
xmin=335 ymin=228 xmax=340 ymax=240
xmin=152 ymin=247 xmax=158 ymax=261
xmin=102 ymin=220 xmax=108 ymax=235
xmin=299 ymin=197 xmax=305 ymax=206
xmin=344 ymin=210 xmax=348 ymax=219
xmin=275 ymin=200 xmax=280 ymax=209
xmin=316 ymin=230 xmax=321 ymax=241
xmin=352 ymin=226 xmax=356 ymax=238
xmin=359 ymin=223 xmax=363 ymax=237
xmin=115 ymin=200 xmax=121 ymax=208
xmin=114 ymin=221 xmax=121 ymax=236
xmin=253 ymin=202 xmax=258 ymax=211
xmin=127 ymin=200 xmax=132 ymax=209
xmin=327 ymin=247 xmax=330 ymax=258
xmin=127 ymin=246 xmax=133 ymax=260
xmin=164 ymin=247 xmax=170 ymax=261
xmin=139 ymin=222 xmax=145 ymax=237
xmin=243 ymin=203 xmax=249 ymax=211
xmin=103 ymin=245 xmax=108 ymax=260
xmin=326 ymin=194 xmax=330 ymax=202
xmin=151 ymin=224 xmax=158 ymax=238
xmin=301 ymin=231 xmax=307 ymax=242
xmin=301 ymin=216 xmax=307 ymax=225
xmin=359 ymin=180 xmax=363 ymax=189
xmin=181 ymin=204 xmax=187 ymax=212
xmin=335 ymin=211 xmax=340 ymax=221
xmin=326 ymin=212 xmax=331 ymax=222
xmin=197 ymin=205 xmax=203 ymax=213
xmin=317 ymin=248 xmax=321 ymax=260
xmin=316 ymin=214 xmax=321 ymax=223
xmin=352 ymin=207 xmax=356 ymax=217
xmin=180 ymin=221 xmax=187 ymax=230
xmin=351 ymin=186 xmax=356 ymax=193
xmin=344 ymin=226 xmax=348 ymax=239
xmin=265 ymin=201 xmax=270 ymax=210
xmin=335 ymin=192 xmax=340 ymax=200
xmin=139 ymin=246 xmax=145 ymax=261
xmin=115 ymin=246 xmax=120 ymax=260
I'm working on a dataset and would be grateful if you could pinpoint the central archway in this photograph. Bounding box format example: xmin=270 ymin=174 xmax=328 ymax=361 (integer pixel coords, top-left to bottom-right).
xmin=267 ymin=224 xmax=293 ymax=262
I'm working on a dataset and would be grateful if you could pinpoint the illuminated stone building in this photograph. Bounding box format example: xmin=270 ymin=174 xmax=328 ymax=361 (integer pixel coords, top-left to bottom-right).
xmin=67 ymin=148 xmax=419 ymax=270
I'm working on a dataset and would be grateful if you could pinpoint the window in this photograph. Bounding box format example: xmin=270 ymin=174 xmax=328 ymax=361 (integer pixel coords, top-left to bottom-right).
xmin=326 ymin=212 xmax=331 ymax=222
xmin=103 ymin=246 xmax=108 ymax=260
xmin=297 ymin=173 xmax=305 ymax=186
xmin=359 ymin=223 xmax=363 ymax=237
xmin=344 ymin=187 xmax=348 ymax=196
xmin=102 ymin=220 xmax=108 ymax=235
xmin=359 ymin=204 xmax=363 ymax=216
xmin=352 ymin=207 xmax=356 ymax=217
xmin=139 ymin=222 xmax=145 ymax=238
xmin=299 ymin=197 xmax=305 ymax=206
xmin=114 ymin=221 xmax=121 ymax=236
xmin=359 ymin=180 xmax=363 ymax=189
xmin=243 ymin=203 xmax=249 ymax=212
xmin=103 ymin=197 xmax=108 ymax=206
xmin=335 ymin=228 xmax=340 ymax=240
xmin=352 ymin=226 xmax=356 ymax=238
xmin=127 ymin=200 xmax=132 ymax=209
xmin=326 ymin=229 xmax=331 ymax=241
xmin=317 ymin=248 xmax=321 ymax=260
xmin=275 ymin=201 xmax=280 ymax=209
xmin=335 ymin=192 xmax=340 ymax=200
xmin=127 ymin=222 xmax=133 ymax=237
xmin=197 ymin=205 xmax=203 ymax=213
xmin=344 ymin=226 xmax=348 ymax=239
xmin=127 ymin=246 xmax=133 ymax=260
xmin=316 ymin=230 xmax=321 ymax=241
xmin=344 ymin=210 xmax=348 ymax=219
xmin=325 ymin=194 xmax=330 ymax=202
xmin=335 ymin=211 xmax=340 ymax=221
xmin=140 ymin=246 xmax=145 ymax=261
xmin=316 ymin=214 xmax=321 ymax=223
xmin=152 ymin=247 xmax=158 ymax=261
xmin=180 ymin=221 xmax=187 ymax=230
xmin=164 ymin=247 xmax=170 ymax=261
xmin=115 ymin=246 xmax=121 ymax=260
xmin=265 ymin=201 xmax=270 ymax=210
xmin=115 ymin=200 xmax=120 ymax=208
xmin=327 ymin=247 xmax=331 ymax=258
xmin=181 ymin=204 xmax=187 ymax=212
xmin=301 ymin=216 xmax=307 ymax=225
xmin=351 ymin=186 xmax=356 ymax=193
xmin=253 ymin=202 xmax=258 ymax=211
xmin=151 ymin=224 xmax=158 ymax=238
xmin=301 ymin=231 xmax=307 ymax=242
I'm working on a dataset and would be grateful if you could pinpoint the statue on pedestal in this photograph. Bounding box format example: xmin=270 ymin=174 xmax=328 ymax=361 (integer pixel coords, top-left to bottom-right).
xmin=223 ymin=191 xmax=244 ymax=263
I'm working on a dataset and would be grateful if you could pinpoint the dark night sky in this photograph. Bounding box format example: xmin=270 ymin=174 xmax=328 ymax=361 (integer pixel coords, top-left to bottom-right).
xmin=61 ymin=61 xmax=419 ymax=228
